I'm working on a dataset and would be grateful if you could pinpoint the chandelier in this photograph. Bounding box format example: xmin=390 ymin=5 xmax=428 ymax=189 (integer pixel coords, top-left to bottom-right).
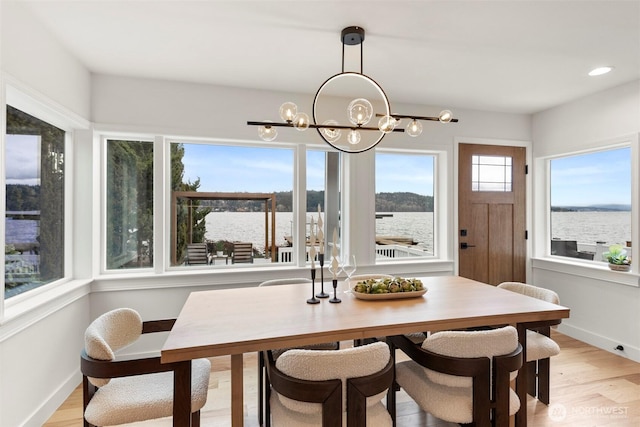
xmin=247 ymin=26 xmax=458 ymax=153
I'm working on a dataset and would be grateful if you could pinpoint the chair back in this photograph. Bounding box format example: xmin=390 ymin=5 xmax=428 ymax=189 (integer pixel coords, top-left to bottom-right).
xmin=232 ymin=242 xmax=253 ymax=263
xmin=84 ymin=308 xmax=142 ymax=386
xmin=186 ymin=243 xmax=208 ymax=265
xmin=498 ymin=282 xmax=559 ymax=304
xmin=259 ymin=278 xmax=312 ymax=287
xmin=268 ymin=341 xmax=393 ymax=426
xmin=421 ymin=325 xmax=519 ymax=388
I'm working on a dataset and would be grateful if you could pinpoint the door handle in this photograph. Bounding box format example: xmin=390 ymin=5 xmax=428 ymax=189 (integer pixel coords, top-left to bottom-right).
xmin=460 ymin=242 xmax=476 ymax=249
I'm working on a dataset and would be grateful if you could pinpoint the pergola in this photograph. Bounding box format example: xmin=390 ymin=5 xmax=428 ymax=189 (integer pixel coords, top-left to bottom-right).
xmin=171 ymin=191 xmax=277 ymax=264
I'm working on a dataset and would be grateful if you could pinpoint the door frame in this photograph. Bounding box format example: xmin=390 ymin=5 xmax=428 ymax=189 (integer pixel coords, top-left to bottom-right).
xmin=453 ymin=137 xmax=533 ymax=282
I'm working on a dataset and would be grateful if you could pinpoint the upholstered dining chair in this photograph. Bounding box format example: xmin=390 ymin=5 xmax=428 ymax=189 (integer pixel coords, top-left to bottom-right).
xmin=264 ymin=341 xmax=394 ymax=427
xmin=497 ymin=281 xmax=562 ymax=404
xmin=387 ymin=325 xmax=523 ymax=427
xmin=80 ymin=308 xmax=211 ymax=427
xmin=257 ymin=278 xmax=340 ymax=426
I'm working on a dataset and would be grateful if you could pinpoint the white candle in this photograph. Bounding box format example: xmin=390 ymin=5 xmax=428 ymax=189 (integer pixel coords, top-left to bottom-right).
xmin=309 ymin=218 xmax=316 ymax=269
xmin=317 ymin=206 xmax=324 ymax=254
xmin=331 ymin=228 xmax=338 ymax=279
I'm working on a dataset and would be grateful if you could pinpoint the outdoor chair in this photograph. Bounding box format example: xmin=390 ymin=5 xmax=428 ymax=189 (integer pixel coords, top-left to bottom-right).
xmin=232 ymin=241 xmax=254 ymax=263
xmin=497 ymin=282 xmax=561 ymax=404
xmin=186 ymin=242 xmax=209 ymax=265
xmin=257 ymin=278 xmax=339 ymax=426
xmin=263 ymin=341 xmax=394 ymax=427
xmin=387 ymin=325 xmax=523 ymax=427
xmin=80 ymin=308 xmax=211 ymax=427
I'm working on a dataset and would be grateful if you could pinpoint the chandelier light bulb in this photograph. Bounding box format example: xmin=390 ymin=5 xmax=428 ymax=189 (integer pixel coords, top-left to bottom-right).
xmin=347 ymin=98 xmax=373 ymax=126
xmin=347 ymin=129 xmax=361 ymax=145
xmin=293 ymin=112 xmax=310 ymax=131
xmin=439 ymin=110 xmax=453 ymax=123
xmin=378 ymin=115 xmax=397 ymax=134
xmin=321 ymin=120 xmax=342 ymax=142
xmin=406 ymin=119 xmax=423 ymax=137
xmin=279 ymin=102 xmax=298 ymax=123
xmin=258 ymin=123 xmax=278 ymax=141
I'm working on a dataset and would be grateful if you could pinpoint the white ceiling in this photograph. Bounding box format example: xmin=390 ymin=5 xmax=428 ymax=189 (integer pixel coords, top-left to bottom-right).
xmin=21 ymin=0 xmax=640 ymax=114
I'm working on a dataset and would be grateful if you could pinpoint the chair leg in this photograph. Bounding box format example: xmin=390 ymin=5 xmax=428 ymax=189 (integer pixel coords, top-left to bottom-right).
xmin=258 ymin=351 xmax=264 ymax=425
xmin=265 ymin=375 xmax=272 ymax=427
xmin=538 ymin=357 xmax=551 ymax=404
xmin=191 ymin=410 xmax=200 ymax=427
xmin=526 ymin=360 xmax=537 ymax=398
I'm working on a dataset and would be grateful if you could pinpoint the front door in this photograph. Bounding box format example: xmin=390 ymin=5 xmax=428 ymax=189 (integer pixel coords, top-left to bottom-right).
xmin=458 ymin=143 xmax=526 ymax=285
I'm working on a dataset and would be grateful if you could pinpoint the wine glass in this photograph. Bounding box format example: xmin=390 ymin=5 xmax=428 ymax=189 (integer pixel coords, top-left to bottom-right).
xmin=340 ymin=255 xmax=357 ymax=284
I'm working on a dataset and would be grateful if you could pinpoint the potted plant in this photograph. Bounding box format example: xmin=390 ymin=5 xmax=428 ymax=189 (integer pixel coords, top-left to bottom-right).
xmin=602 ymin=244 xmax=631 ymax=271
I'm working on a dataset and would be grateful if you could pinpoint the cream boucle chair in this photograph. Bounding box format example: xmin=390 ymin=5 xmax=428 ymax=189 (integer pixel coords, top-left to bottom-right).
xmin=257 ymin=278 xmax=339 ymax=426
xmin=388 ymin=325 xmax=523 ymax=427
xmin=264 ymin=341 xmax=394 ymax=427
xmin=497 ymin=281 xmax=562 ymax=404
xmin=80 ymin=308 xmax=211 ymax=427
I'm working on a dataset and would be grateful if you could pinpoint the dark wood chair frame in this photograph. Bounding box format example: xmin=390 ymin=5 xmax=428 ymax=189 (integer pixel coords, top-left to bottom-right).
xmin=80 ymin=319 xmax=200 ymax=427
xmin=520 ymin=319 xmax=561 ymax=405
xmin=387 ymin=334 xmax=523 ymax=427
xmin=262 ymin=348 xmax=394 ymax=427
xmin=258 ymin=342 xmax=340 ymax=426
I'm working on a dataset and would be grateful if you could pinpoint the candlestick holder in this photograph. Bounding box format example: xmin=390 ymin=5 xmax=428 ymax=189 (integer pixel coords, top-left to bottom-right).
xmin=307 ymin=269 xmax=320 ymax=304
xmin=316 ymin=253 xmax=329 ymax=298
xmin=329 ymin=278 xmax=341 ymax=303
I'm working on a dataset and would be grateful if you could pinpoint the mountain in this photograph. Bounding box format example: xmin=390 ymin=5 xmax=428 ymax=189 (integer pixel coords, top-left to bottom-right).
xmin=199 ymin=191 xmax=434 ymax=212
xmin=551 ymin=204 xmax=631 ymax=212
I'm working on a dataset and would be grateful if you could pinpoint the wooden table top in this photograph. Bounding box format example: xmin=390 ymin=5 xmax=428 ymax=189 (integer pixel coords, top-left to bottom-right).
xmin=161 ymin=275 xmax=570 ymax=363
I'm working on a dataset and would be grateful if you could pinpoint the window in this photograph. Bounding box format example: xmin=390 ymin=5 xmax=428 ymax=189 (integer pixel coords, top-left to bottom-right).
xmin=549 ymin=147 xmax=631 ymax=262
xmin=375 ymin=152 xmax=435 ymax=259
xmin=170 ymin=142 xmax=294 ymax=267
xmin=105 ymin=139 xmax=154 ymax=270
xmin=472 ymin=155 xmax=512 ymax=191
xmin=5 ymin=106 xmax=65 ymax=298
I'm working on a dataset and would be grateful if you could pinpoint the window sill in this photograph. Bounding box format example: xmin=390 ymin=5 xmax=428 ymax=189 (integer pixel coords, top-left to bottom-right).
xmin=531 ymin=257 xmax=639 ymax=288
xmin=1 ymin=279 xmax=92 ymax=340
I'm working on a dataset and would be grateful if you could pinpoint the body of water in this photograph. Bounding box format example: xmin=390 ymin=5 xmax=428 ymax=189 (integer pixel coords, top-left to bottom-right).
xmin=205 ymin=211 xmax=434 ymax=254
xmin=5 ymin=211 xmax=631 ymax=255
xmin=551 ymin=211 xmax=631 ymax=246
xmin=5 ymin=218 xmax=39 ymax=244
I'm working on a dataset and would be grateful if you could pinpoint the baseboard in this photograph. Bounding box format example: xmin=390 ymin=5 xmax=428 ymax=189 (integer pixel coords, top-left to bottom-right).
xmin=21 ymin=369 xmax=81 ymax=427
xmin=558 ymin=323 xmax=640 ymax=363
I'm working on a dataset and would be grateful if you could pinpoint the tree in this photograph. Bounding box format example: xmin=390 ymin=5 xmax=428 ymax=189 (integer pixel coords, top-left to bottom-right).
xmin=171 ymin=144 xmax=211 ymax=264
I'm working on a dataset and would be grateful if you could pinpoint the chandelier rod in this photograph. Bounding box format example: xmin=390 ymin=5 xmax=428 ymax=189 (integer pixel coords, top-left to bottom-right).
xmin=375 ymin=113 xmax=459 ymax=123
xmin=247 ymin=121 xmax=405 ymax=132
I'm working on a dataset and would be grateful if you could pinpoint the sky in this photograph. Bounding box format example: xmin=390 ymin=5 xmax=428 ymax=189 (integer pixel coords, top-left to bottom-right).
xmin=550 ymin=147 xmax=631 ymax=207
xmin=4 ymin=137 xmax=631 ymax=205
xmin=5 ymin=135 xmax=41 ymax=186
xmin=181 ymin=143 xmax=435 ymax=196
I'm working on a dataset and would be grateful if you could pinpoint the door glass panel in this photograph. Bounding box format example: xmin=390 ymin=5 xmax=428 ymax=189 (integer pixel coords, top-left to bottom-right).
xmin=472 ymin=155 xmax=512 ymax=192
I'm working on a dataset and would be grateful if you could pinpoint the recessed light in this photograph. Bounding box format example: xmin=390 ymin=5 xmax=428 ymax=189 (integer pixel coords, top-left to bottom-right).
xmin=588 ymin=66 xmax=613 ymax=76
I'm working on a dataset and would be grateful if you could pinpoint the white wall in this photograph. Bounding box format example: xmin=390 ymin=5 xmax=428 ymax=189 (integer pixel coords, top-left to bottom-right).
xmin=1 ymin=2 xmax=93 ymax=426
xmin=531 ymin=80 xmax=640 ymax=362
xmin=1 ymin=1 xmax=91 ymax=119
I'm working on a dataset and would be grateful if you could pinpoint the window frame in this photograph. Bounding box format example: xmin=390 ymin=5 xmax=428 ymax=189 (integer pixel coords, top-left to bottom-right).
xmin=2 ymin=80 xmax=89 ymax=317
xmin=373 ymin=147 xmax=447 ymax=264
xmin=101 ymin=135 xmax=156 ymax=274
xmin=163 ymin=138 xmax=306 ymax=270
xmin=532 ymin=134 xmax=639 ymax=287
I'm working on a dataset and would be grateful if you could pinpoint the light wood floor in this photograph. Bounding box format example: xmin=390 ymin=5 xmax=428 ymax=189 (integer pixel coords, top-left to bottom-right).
xmin=45 ymin=331 xmax=640 ymax=426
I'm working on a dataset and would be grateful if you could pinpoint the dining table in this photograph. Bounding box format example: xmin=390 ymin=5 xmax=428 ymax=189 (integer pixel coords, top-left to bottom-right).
xmin=161 ymin=275 xmax=570 ymax=427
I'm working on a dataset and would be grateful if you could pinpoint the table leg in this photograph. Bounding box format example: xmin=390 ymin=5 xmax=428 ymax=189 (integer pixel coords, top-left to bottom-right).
xmin=515 ymin=324 xmax=528 ymax=427
xmin=173 ymin=361 xmax=192 ymax=427
xmin=231 ymin=353 xmax=244 ymax=427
